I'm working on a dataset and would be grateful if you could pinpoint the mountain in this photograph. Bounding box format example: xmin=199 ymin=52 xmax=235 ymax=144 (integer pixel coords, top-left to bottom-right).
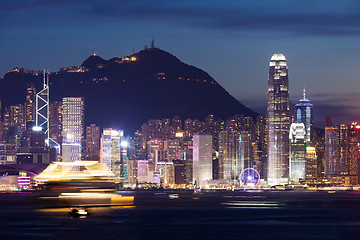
xmin=0 ymin=48 xmax=257 ymax=132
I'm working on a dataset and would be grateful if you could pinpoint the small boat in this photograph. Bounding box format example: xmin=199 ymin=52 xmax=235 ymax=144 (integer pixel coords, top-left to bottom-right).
xmin=68 ymin=208 xmax=89 ymax=218
xmin=194 ymin=188 xmax=201 ymax=194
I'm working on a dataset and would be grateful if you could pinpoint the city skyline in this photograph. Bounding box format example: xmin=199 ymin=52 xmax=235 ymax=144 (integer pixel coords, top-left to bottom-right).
xmin=2 ymin=1 xmax=360 ymax=238
xmin=1 ymin=0 xmax=360 ymax=126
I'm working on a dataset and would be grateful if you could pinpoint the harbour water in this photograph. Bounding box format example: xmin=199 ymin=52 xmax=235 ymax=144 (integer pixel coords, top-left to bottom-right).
xmin=1 ymin=190 xmax=360 ymax=239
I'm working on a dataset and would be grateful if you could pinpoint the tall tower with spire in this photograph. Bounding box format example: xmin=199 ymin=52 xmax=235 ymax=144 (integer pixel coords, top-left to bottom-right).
xmin=295 ymin=88 xmax=314 ymax=143
xmin=35 ymin=70 xmax=60 ymax=154
xmin=35 ymin=71 xmax=50 ymax=139
xmin=267 ymin=54 xmax=290 ymax=185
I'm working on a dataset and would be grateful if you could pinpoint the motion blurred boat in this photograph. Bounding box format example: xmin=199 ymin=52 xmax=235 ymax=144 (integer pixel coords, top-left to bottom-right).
xmin=35 ymin=161 xmax=134 ymax=207
xmin=69 ymin=208 xmax=89 ymax=218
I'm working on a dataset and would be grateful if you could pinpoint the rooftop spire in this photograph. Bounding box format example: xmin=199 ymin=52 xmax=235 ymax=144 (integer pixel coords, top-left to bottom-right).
xmin=303 ymin=87 xmax=306 ymax=100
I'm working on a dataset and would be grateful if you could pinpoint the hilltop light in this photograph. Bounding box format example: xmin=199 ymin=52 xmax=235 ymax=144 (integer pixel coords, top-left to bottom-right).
xmin=130 ymin=56 xmax=136 ymax=61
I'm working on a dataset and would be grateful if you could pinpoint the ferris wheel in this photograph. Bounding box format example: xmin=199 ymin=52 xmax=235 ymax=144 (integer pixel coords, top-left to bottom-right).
xmin=239 ymin=168 xmax=261 ymax=189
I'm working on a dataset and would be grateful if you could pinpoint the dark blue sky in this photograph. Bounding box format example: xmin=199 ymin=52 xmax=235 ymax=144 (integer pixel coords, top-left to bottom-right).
xmin=1 ymin=0 xmax=360 ymax=126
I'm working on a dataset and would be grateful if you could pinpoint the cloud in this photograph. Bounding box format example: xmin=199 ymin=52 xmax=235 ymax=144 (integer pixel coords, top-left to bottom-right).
xmin=0 ymin=0 xmax=71 ymax=11
xmin=1 ymin=0 xmax=360 ymax=37
xmin=242 ymin=92 xmax=360 ymax=127
xmin=309 ymin=92 xmax=360 ymax=125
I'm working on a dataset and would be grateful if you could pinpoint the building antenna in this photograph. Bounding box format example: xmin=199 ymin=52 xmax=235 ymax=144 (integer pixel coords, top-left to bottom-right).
xmin=151 ymin=38 xmax=155 ymax=49
xmin=92 ymin=46 xmax=96 ymax=56
xmin=43 ymin=69 xmax=46 ymax=88
xmin=303 ymin=85 xmax=306 ymax=100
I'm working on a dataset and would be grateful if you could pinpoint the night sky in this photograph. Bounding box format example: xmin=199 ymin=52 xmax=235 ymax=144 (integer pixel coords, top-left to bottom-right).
xmin=1 ymin=0 xmax=360 ymax=127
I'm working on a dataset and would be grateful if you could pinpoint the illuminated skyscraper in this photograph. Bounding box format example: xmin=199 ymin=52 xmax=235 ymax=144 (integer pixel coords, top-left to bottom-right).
xmin=219 ymin=130 xmax=252 ymax=180
xmin=35 ymin=72 xmax=50 ymax=141
xmin=62 ymin=97 xmax=84 ymax=144
xmin=10 ymin=104 xmax=25 ymax=132
xmin=49 ymin=101 xmax=63 ymax=145
xmin=83 ymin=124 xmax=100 ymax=160
xmin=347 ymin=123 xmax=360 ymax=184
xmin=193 ymin=132 xmax=212 ymax=187
xmin=62 ymin=97 xmax=84 ymax=162
xmin=164 ymin=139 xmax=179 ymax=161
xmin=338 ymin=124 xmax=349 ymax=175
xmin=100 ymin=128 xmax=123 ymax=176
xmin=86 ymin=124 xmax=100 ymax=153
xmin=324 ymin=117 xmax=340 ymax=176
xmin=289 ymin=123 xmax=306 ymax=182
xmin=137 ymin=160 xmax=149 ymax=183
xmin=267 ymin=54 xmax=290 ymax=185
xmin=305 ymin=145 xmax=317 ymax=180
xmin=295 ymin=89 xmax=314 ymax=143
xmin=219 ymin=130 xmax=241 ymax=180
xmin=25 ymin=86 xmax=36 ymax=125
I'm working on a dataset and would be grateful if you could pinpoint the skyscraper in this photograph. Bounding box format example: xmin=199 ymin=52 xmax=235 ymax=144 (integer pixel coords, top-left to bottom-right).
xmin=62 ymin=97 xmax=84 ymax=162
xmin=84 ymin=124 xmax=100 ymax=160
xmin=193 ymin=132 xmax=212 ymax=187
xmin=62 ymin=97 xmax=85 ymax=144
xmin=25 ymin=86 xmax=36 ymax=125
xmin=219 ymin=130 xmax=241 ymax=180
xmin=305 ymin=145 xmax=317 ymax=180
xmin=219 ymin=130 xmax=252 ymax=180
xmin=347 ymin=123 xmax=360 ymax=184
xmin=289 ymin=123 xmax=306 ymax=182
xmin=267 ymin=54 xmax=290 ymax=185
xmin=35 ymin=72 xmax=50 ymax=141
xmin=10 ymin=104 xmax=25 ymax=132
xmin=86 ymin=124 xmax=100 ymax=153
xmin=295 ymin=89 xmax=314 ymax=143
xmin=100 ymin=128 xmax=122 ymax=174
xmin=49 ymin=101 xmax=63 ymax=145
xmin=324 ymin=117 xmax=340 ymax=176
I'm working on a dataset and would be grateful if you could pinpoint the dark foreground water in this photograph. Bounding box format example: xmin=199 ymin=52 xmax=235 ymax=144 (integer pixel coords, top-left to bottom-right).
xmin=1 ymin=190 xmax=360 ymax=240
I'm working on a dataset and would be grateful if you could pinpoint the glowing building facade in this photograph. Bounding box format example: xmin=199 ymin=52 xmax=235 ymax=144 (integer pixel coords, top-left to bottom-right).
xmin=267 ymin=54 xmax=290 ymax=185
xmin=193 ymin=132 xmax=212 ymax=187
xmin=347 ymin=123 xmax=360 ymax=184
xmin=295 ymin=89 xmax=314 ymax=143
xmin=100 ymin=128 xmax=123 ymax=175
xmin=324 ymin=117 xmax=340 ymax=176
xmin=219 ymin=130 xmax=252 ymax=180
xmin=25 ymin=86 xmax=36 ymax=124
xmin=305 ymin=146 xmax=317 ymax=180
xmin=62 ymin=97 xmax=84 ymax=162
xmin=137 ymin=160 xmax=149 ymax=183
xmin=62 ymin=97 xmax=84 ymax=144
xmin=49 ymin=101 xmax=62 ymax=145
xmin=86 ymin=124 xmax=100 ymax=152
xmin=219 ymin=130 xmax=242 ymax=180
xmin=289 ymin=123 xmax=306 ymax=182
